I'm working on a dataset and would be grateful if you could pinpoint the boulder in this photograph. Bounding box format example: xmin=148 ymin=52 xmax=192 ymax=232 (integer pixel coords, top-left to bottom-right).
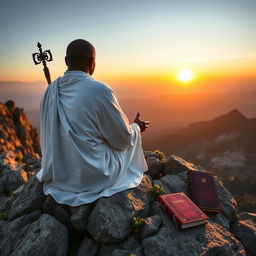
xmin=70 ymin=203 xmax=93 ymax=231
xmin=77 ymin=237 xmax=99 ymax=256
xmin=1 ymin=213 xmax=68 ymax=256
xmin=159 ymin=174 xmax=190 ymax=196
xmin=138 ymin=214 xmax=162 ymax=238
xmin=215 ymin=176 xmax=238 ymax=223
xmin=163 ymin=155 xmax=199 ymax=175
xmin=8 ymin=175 xmax=46 ymax=220
xmin=145 ymin=156 xmax=162 ymax=179
xmin=231 ymin=212 xmax=256 ymax=256
xmin=99 ymin=236 xmax=143 ymax=256
xmin=87 ymin=175 xmax=152 ymax=243
xmin=43 ymin=195 xmax=70 ymax=227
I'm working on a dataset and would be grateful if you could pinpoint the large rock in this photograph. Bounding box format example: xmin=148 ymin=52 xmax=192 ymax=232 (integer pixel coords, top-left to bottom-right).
xmin=43 ymin=195 xmax=70 ymax=227
xmin=1 ymin=213 xmax=68 ymax=256
xmin=144 ymin=202 xmax=246 ymax=256
xmin=77 ymin=237 xmax=99 ymax=256
xmin=70 ymin=203 xmax=93 ymax=231
xmin=87 ymin=175 xmax=152 ymax=243
xmin=215 ymin=176 xmax=238 ymax=223
xmin=8 ymin=175 xmax=46 ymax=220
xmin=231 ymin=212 xmax=256 ymax=256
xmin=163 ymin=155 xmax=200 ymax=175
xmin=99 ymin=236 xmax=143 ymax=256
xmin=145 ymin=156 xmax=162 ymax=179
xmin=138 ymin=214 xmax=162 ymax=238
xmin=159 ymin=174 xmax=190 ymax=196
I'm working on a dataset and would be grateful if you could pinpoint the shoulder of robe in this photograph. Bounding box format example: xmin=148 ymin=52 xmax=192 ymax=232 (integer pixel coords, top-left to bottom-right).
xmin=88 ymin=78 xmax=114 ymax=97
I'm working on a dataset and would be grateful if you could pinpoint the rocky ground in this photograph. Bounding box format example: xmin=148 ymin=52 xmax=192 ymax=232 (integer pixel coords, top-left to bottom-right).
xmin=0 ymin=101 xmax=255 ymax=256
xmin=0 ymin=152 xmax=255 ymax=256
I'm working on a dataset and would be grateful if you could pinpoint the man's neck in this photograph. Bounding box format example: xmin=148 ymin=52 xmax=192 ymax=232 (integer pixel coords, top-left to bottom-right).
xmin=68 ymin=67 xmax=87 ymax=73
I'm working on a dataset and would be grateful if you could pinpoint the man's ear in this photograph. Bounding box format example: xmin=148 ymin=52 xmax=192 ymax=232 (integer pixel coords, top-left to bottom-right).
xmin=88 ymin=57 xmax=95 ymax=75
xmin=65 ymin=56 xmax=68 ymax=66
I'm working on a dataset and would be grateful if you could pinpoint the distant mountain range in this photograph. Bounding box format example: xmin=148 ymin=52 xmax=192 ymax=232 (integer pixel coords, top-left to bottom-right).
xmin=144 ymin=109 xmax=256 ymax=176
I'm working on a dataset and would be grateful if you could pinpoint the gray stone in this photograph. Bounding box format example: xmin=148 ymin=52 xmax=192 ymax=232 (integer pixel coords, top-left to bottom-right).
xmin=43 ymin=195 xmax=70 ymax=227
xmin=0 ymin=166 xmax=27 ymax=194
xmin=1 ymin=214 xmax=68 ymax=256
xmin=142 ymin=204 xmax=246 ymax=256
xmin=139 ymin=215 xmax=162 ymax=238
xmin=77 ymin=237 xmax=99 ymax=256
xmin=70 ymin=203 xmax=93 ymax=231
xmin=87 ymin=175 xmax=152 ymax=243
xmin=8 ymin=175 xmax=46 ymax=220
xmin=5 ymin=210 xmax=41 ymax=234
xmin=208 ymin=212 xmax=230 ymax=230
xmin=145 ymin=157 xmax=162 ymax=179
xmin=163 ymin=155 xmax=199 ymax=175
xmin=214 ymin=176 xmax=238 ymax=223
xmin=231 ymin=212 xmax=256 ymax=256
xmin=99 ymin=236 xmax=142 ymax=256
xmin=160 ymin=174 xmax=190 ymax=196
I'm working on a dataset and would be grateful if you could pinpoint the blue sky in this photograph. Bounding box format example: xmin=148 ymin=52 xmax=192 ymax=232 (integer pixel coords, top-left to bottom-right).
xmin=0 ymin=0 xmax=255 ymax=84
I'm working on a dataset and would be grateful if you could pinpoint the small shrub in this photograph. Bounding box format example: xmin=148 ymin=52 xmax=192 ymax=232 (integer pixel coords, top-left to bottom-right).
xmin=131 ymin=216 xmax=145 ymax=233
xmin=154 ymin=150 xmax=165 ymax=161
xmin=150 ymin=184 xmax=164 ymax=198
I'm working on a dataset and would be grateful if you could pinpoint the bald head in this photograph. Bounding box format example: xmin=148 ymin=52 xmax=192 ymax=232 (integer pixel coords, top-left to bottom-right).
xmin=65 ymin=39 xmax=96 ymax=75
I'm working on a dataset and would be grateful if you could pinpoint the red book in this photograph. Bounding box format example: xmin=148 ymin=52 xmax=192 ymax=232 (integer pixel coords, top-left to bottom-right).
xmin=158 ymin=192 xmax=208 ymax=229
xmin=187 ymin=171 xmax=223 ymax=213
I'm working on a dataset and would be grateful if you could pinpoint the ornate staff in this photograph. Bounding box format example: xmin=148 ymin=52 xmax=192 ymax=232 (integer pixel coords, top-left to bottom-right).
xmin=32 ymin=42 xmax=53 ymax=84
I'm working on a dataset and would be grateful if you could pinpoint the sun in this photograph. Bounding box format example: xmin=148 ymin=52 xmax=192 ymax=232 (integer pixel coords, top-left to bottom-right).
xmin=177 ymin=69 xmax=194 ymax=82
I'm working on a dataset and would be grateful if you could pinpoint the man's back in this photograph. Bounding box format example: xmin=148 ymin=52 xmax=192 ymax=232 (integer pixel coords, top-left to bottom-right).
xmin=37 ymin=70 xmax=148 ymax=206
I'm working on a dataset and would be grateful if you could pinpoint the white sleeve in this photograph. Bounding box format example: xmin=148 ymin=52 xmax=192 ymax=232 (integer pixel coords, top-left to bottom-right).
xmin=96 ymin=88 xmax=138 ymax=151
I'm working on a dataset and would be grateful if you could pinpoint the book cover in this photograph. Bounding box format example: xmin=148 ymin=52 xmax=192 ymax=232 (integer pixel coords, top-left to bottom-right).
xmin=157 ymin=192 xmax=208 ymax=229
xmin=187 ymin=170 xmax=223 ymax=213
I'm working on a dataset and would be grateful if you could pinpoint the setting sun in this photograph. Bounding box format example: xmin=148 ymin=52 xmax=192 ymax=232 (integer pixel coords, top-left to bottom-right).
xmin=177 ymin=69 xmax=194 ymax=82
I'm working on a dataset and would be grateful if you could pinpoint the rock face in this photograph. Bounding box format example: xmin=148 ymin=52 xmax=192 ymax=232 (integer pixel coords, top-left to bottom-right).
xmin=231 ymin=212 xmax=256 ymax=256
xmin=0 ymin=106 xmax=253 ymax=255
xmin=1 ymin=151 xmax=254 ymax=255
xmin=0 ymin=101 xmax=41 ymax=207
xmin=0 ymin=101 xmax=40 ymax=155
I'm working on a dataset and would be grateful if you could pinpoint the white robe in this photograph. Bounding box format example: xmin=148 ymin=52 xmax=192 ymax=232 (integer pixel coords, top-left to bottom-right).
xmin=36 ymin=70 xmax=148 ymax=206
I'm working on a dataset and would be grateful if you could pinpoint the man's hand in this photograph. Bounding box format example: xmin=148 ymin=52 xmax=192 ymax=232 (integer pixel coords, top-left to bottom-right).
xmin=134 ymin=113 xmax=150 ymax=132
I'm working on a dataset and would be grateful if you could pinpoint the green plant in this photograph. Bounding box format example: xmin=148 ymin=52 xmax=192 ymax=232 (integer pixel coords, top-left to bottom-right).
xmin=0 ymin=210 xmax=9 ymax=221
xmin=154 ymin=150 xmax=165 ymax=161
xmin=131 ymin=216 xmax=145 ymax=233
xmin=150 ymin=184 xmax=164 ymax=198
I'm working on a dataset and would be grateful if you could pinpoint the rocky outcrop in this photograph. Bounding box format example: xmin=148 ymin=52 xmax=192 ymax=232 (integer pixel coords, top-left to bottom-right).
xmin=0 ymin=100 xmax=40 ymax=155
xmin=0 ymin=101 xmax=41 ymax=205
xmin=0 ymin=152 xmax=254 ymax=255
xmin=231 ymin=212 xmax=256 ymax=256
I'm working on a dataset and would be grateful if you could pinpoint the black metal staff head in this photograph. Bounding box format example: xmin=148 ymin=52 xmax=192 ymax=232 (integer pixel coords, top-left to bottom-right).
xmin=32 ymin=42 xmax=53 ymax=84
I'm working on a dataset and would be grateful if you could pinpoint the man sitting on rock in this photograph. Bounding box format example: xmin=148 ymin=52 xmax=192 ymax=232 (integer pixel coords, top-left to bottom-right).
xmin=36 ymin=39 xmax=149 ymax=206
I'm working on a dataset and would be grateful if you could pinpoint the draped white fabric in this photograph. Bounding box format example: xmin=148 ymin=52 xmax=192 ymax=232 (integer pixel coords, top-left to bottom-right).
xmin=36 ymin=71 xmax=148 ymax=206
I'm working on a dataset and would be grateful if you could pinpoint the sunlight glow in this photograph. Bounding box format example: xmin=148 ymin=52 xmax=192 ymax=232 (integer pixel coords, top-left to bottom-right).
xmin=177 ymin=69 xmax=194 ymax=82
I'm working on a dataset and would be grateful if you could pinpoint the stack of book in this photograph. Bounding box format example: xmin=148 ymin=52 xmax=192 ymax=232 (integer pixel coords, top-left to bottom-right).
xmin=157 ymin=170 xmax=222 ymax=230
